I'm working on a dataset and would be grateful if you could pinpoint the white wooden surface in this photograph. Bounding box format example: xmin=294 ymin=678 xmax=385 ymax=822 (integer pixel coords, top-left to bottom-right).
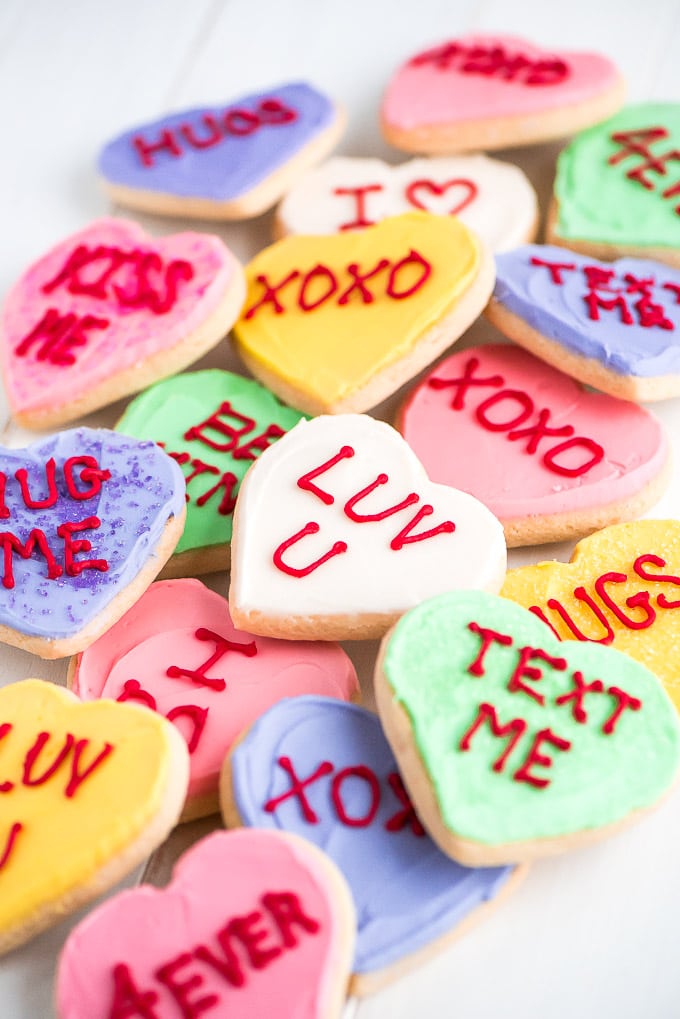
xmin=0 ymin=1 xmax=680 ymax=1016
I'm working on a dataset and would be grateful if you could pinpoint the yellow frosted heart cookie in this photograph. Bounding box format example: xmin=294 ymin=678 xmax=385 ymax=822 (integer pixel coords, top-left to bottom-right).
xmin=0 ymin=679 xmax=188 ymax=953
xmin=233 ymin=212 xmax=493 ymax=414
xmin=502 ymin=521 xmax=680 ymax=711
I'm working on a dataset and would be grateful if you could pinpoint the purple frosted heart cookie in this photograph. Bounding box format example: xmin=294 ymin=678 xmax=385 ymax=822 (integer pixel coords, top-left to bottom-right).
xmin=487 ymin=244 xmax=680 ymax=400
xmin=99 ymin=82 xmax=345 ymax=220
xmin=0 ymin=428 xmax=185 ymax=659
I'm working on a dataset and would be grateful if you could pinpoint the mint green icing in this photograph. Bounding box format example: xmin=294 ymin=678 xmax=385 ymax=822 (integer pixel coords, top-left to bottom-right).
xmin=117 ymin=370 xmax=305 ymax=555
xmin=555 ymin=103 xmax=680 ymax=248
xmin=383 ymin=591 xmax=680 ymax=846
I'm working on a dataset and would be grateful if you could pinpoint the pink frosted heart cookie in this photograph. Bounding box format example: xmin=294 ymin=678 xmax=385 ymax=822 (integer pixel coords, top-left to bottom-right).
xmin=69 ymin=578 xmax=359 ymax=820
xmin=56 ymin=829 xmax=355 ymax=1019
xmin=229 ymin=414 xmax=506 ymax=640
xmin=1 ymin=218 xmax=246 ymax=429
xmin=381 ymin=34 xmax=624 ymax=153
xmin=398 ymin=344 xmax=669 ymax=546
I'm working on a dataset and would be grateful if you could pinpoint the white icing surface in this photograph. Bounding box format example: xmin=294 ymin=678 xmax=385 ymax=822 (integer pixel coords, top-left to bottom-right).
xmin=277 ymin=155 xmax=537 ymax=252
xmin=231 ymin=414 xmax=507 ymax=619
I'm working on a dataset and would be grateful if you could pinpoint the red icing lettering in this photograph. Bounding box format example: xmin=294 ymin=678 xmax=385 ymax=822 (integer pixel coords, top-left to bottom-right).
xmin=57 ymin=517 xmax=109 ymax=576
xmin=297 ymin=446 xmax=354 ymax=505
xmin=542 ymin=437 xmax=604 ymax=477
xmin=64 ymin=738 xmax=115 ymax=798
xmin=410 ymin=41 xmax=569 ymax=85
xmin=108 ymin=963 xmax=161 ymax=1019
xmin=15 ymin=458 xmax=59 ymax=510
xmin=155 ymin=953 xmax=217 ymax=1019
xmin=337 ymin=258 xmax=390 ymax=305
xmin=331 ymin=765 xmax=380 ymax=827
xmin=603 ymin=686 xmax=642 ymax=734
xmin=513 ymin=727 xmax=571 ymax=788
xmin=180 ymin=114 xmax=222 ymax=150
xmin=166 ymin=627 xmax=257 ymax=692
xmin=15 ymin=308 xmax=109 ymax=366
xmin=221 ymin=912 xmax=280 ymax=969
xmin=466 ymin=622 xmax=513 ymax=676
xmin=343 ymin=473 xmax=419 ymax=522
xmin=21 ymin=731 xmax=113 ymax=798
xmin=389 ymin=504 xmax=455 ymax=550
xmin=183 ymin=402 xmax=284 ymax=461
xmin=165 ymin=705 xmax=209 ymax=755
xmin=384 ymin=771 xmax=426 ymax=837
xmin=133 ymin=129 xmax=183 ymax=167
xmin=555 ymin=669 xmax=605 ymax=724
xmin=261 ymin=890 xmax=320 ymax=946
xmin=459 ymin=702 xmax=528 ymax=773
xmin=244 ymin=271 xmax=300 ymax=319
xmin=264 ymin=756 xmax=334 ymax=823
xmin=633 ymin=553 xmax=680 ymax=609
xmin=385 ymin=248 xmax=431 ymax=299
xmin=63 ymin=456 xmax=111 ymax=500
xmin=508 ymin=407 xmax=574 ymax=454
xmin=0 ymin=529 xmax=63 ymax=589
xmin=545 ymin=590 xmax=615 ymax=644
xmin=508 ymin=646 xmax=567 ymax=705
xmin=0 ymin=723 xmax=14 ymax=792
xmin=476 ymin=389 xmax=534 ymax=431
xmin=273 ymin=521 xmax=348 ymax=577
xmin=333 ymin=184 xmax=383 ymax=230
xmin=428 ymin=355 xmax=503 ymax=410
xmin=0 ymin=476 xmax=9 ymax=520
xmin=609 ymin=126 xmax=680 ymax=191
xmin=193 ymin=936 xmax=245 ymax=989
xmin=257 ymin=99 xmax=297 ymax=125
xmin=530 ymin=256 xmax=577 ymax=284
xmin=298 ymin=264 xmax=338 ymax=311
xmin=195 ymin=470 xmax=239 ymax=516
xmin=223 ymin=108 xmax=259 ymax=135
xmin=594 ymin=572 xmax=656 ymax=629
xmin=405 ymin=177 xmax=478 ymax=215
xmin=117 ymin=679 xmax=157 ymax=710
xmin=0 ymin=822 xmax=23 ymax=873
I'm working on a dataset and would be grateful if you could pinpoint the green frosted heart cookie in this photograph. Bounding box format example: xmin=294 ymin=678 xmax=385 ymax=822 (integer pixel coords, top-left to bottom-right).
xmin=117 ymin=369 xmax=305 ymax=575
xmin=550 ymin=103 xmax=680 ymax=264
xmin=376 ymin=590 xmax=680 ymax=865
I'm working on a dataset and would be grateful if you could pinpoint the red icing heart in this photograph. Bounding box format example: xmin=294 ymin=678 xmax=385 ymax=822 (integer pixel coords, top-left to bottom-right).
xmin=70 ymin=579 xmax=359 ymax=816
xmin=404 ymin=178 xmax=478 ymax=215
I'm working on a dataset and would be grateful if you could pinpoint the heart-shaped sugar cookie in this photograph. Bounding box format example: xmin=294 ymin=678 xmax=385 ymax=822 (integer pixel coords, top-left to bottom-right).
xmin=0 ymin=428 xmax=185 ymax=658
xmin=376 ymin=591 xmax=680 ymax=865
xmin=398 ymin=344 xmax=669 ymax=546
xmin=549 ymin=103 xmax=680 ymax=268
xmin=1 ymin=218 xmax=245 ymax=428
xmin=0 ymin=679 xmax=188 ymax=953
xmin=99 ymin=83 xmax=344 ymax=219
xmin=56 ymin=828 xmax=355 ymax=1019
xmin=233 ymin=212 xmax=494 ymax=415
xmin=71 ymin=579 xmax=359 ymax=819
xmin=381 ymin=34 xmax=624 ymax=152
xmin=224 ymin=695 xmax=521 ymax=995
xmin=116 ymin=369 xmax=306 ymax=576
xmin=502 ymin=521 xmax=680 ymax=713
xmin=489 ymin=245 xmax=680 ymax=400
xmin=229 ymin=414 xmax=506 ymax=640
xmin=276 ymin=155 xmax=537 ymax=253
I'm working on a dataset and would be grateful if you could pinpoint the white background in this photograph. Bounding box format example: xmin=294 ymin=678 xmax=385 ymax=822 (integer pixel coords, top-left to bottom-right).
xmin=1 ymin=1 xmax=680 ymax=1016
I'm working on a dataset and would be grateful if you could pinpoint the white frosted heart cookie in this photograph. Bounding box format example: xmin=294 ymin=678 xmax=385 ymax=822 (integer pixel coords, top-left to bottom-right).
xmin=229 ymin=414 xmax=506 ymax=640
xmin=276 ymin=155 xmax=537 ymax=252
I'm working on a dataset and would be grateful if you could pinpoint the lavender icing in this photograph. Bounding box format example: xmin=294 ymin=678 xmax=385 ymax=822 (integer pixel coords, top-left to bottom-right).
xmin=98 ymin=83 xmax=336 ymax=200
xmin=0 ymin=428 xmax=185 ymax=638
xmin=230 ymin=695 xmax=514 ymax=975
xmin=494 ymin=244 xmax=680 ymax=377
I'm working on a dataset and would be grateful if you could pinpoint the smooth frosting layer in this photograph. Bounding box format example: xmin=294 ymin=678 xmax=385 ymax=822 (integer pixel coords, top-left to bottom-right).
xmin=230 ymin=414 xmax=506 ymax=624
xmin=502 ymin=521 xmax=680 ymax=712
xmin=0 ymin=428 xmax=184 ymax=639
xmin=382 ymin=34 xmax=621 ymax=130
xmin=1 ymin=218 xmax=238 ymax=417
xmin=72 ymin=579 xmax=358 ymax=800
xmin=382 ymin=591 xmax=680 ymax=846
xmin=399 ymin=343 xmax=667 ymax=519
xmin=0 ymin=680 xmax=186 ymax=940
xmin=233 ymin=212 xmax=482 ymax=407
xmin=99 ymin=83 xmax=336 ymax=199
xmin=494 ymin=245 xmax=680 ymax=377
xmin=229 ymin=695 xmax=514 ymax=974
xmin=277 ymin=155 xmax=537 ymax=252
xmin=117 ymin=370 xmax=305 ymax=556
xmin=554 ymin=103 xmax=680 ymax=248
xmin=57 ymin=829 xmax=353 ymax=1019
